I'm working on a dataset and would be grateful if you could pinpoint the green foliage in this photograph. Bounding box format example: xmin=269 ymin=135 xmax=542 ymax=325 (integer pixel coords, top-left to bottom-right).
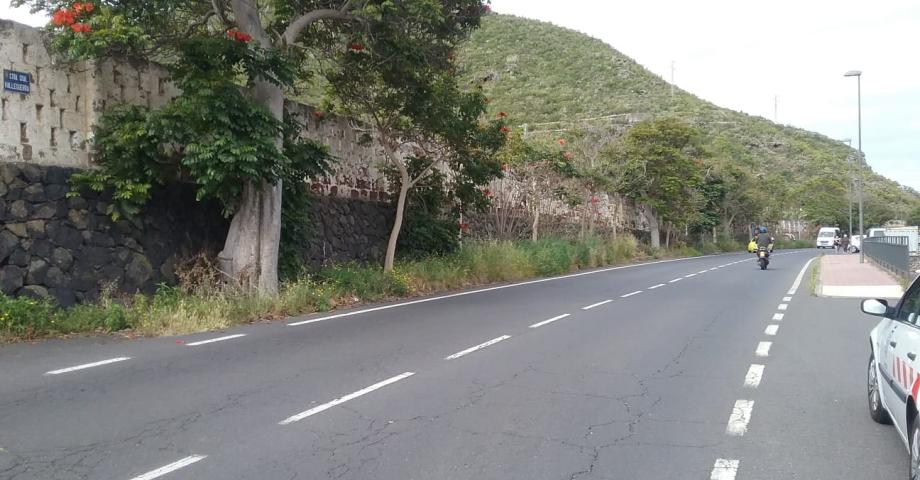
xmin=385 ymin=159 xmax=460 ymax=258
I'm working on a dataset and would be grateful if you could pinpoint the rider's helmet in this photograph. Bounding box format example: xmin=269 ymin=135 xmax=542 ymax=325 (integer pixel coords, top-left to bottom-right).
xmin=759 ymin=226 xmax=767 ymax=234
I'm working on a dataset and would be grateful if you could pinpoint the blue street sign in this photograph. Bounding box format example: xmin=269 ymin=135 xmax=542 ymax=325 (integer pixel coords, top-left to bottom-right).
xmin=3 ymin=69 xmax=31 ymax=94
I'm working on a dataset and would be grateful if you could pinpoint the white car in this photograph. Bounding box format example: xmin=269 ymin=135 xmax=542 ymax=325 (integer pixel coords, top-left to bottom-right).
xmin=817 ymin=227 xmax=840 ymax=249
xmin=863 ymin=287 xmax=920 ymax=478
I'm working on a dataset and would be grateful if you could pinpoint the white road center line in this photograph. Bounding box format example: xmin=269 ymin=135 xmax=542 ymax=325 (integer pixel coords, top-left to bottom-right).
xmin=708 ymin=267 xmax=719 ymax=271
xmin=648 ymin=283 xmax=666 ymax=290
xmin=788 ymin=256 xmax=817 ymax=295
xmin=772 ymin=313 xmax=784 ymax=321
xmin=755 ymin=341 xmax=772 ymax=357
xmin=279 ymin=372 xmax=415 ymax=425
xmin=777 ymin=303 xmax=788 ymax=310
xmin=685 ymin=273 xmax=697 ymax=278
xmin=445 ymin=335 xmax=511 ymax=360
xmin=529 ymin=314 xmax=570 ymax=329
xmin=45 ymin=357 xmax=131 ymax=375
xmin=710 ymin=458 xmax=740 ymax=480
xmin=669 ymin=278 xmax=683 ymax=283
xmin=725 ymin=399 xmax=755 ymax=436
xmin=582 ymin=299 xmax=613 ymax=310
xmin=783 ymin=296 xmax=792 ymax=302
xmin=744 ymin=364 xmax=765 ymax=388
xmin=185 ymin=334 xmax=247 ymax=346
xmin=286 ymin=254 xmax=729 ymax=327
xmin=620 ymin=290 xmax=643 ymax=298
xmin=765 ymin=324 xmax=779 ymax=336
xmin=698 ymin=270 xmax=709 ymax=274
xmin=129 ymin=455 xmax=207 ymax=480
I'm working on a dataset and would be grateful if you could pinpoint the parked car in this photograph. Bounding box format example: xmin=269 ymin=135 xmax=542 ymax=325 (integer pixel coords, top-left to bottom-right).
xmin=816 ymin=227 xmax=840 ymax=249
xmin=862 ymin=281 xmax=920 ymax=478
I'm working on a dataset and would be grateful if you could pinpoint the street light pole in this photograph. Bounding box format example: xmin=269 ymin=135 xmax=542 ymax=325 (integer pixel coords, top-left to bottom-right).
xmin=844 ymin=70 xmax=864 ymax=263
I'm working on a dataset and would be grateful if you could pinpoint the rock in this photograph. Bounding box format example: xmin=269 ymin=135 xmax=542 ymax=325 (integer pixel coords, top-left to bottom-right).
xmin=44 ymin=166 xmax=71 ymax=184
xmin=6 ymin=222 xmax=27 ymax=237
xmin=29 ymin=238 xmax=52 ymax=258
xmin=95 ymin=202 xmax=110 ymax=215
xmin=87 ymin=231 xmax=115 ymax=247
xmin=19 ymin=163 xmax=43 ymax=183
xmin=67 ymin=196 xmax=88 ymax=210
xmin=8 ymin=249 xmax=30 ymax=267
xmin=26 ymin=220 xmax=46 ymax=237
xmin=49 ymin=288 xmax=76 ymax=307
xmin=44 ymin=183 xmax=69 ymax=201
xmin=81 ymin=246 xmax=111 ymax=266
xmin=0 ymin=265 xmax=24 ymax=294
xmin=9 ymin=200 xmax=29 ymax=219
xmin=19 ymin=285 xmax=50 ymax=300
xmin=45 ymin=266 xmax=69 ymax=289
xmin=0 ymin=230 xmax=18 ymax=262
xmin=26 ymin=258 xmax=49 ymax=284
xmin=0 ymin=199 xmax=6 ymax=220
xmin=124 ymin=253 xmax=153 ymax=291
xmin=51 ymin=247 xmax=74 ymax=270
xmin=67 ymin=209 xmax=89 ymax=229
xmin=70 ymin=265 xmax=97 ymax=291
xmin=22 ymin=183 xmax=46 ymax=202
xmin=49 ymin=224 xmax=83 ymax=250
xmin=32 ymin=203 xmax=58 ymax=219
xmin=123 ymin=237 xmax=142 ymax=252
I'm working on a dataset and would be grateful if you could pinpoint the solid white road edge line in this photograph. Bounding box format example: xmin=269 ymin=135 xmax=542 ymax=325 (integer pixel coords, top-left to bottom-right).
xmin=772 ymin=313 xmax=784 ymax=321
xmin=529 ymin=314 xmax=570 ymax=329
xmin=620 ymin=290 xmax=643 ymax=298
xmin=287 ymin=253 xmax=741 ymax=326
xmin=743 ymin=364 xmax=765 ymax=388
xmin=778 ymin=303 xmax=788 ymax=310
xmin=129 ymin=455 xmax=207 ymax=480
xmin=185 ymin=334 xmax=247 ymax=346
xmin=755 ymin=341 xmax=772 ymax=357
xmin=765 ymin=324 xmax=779 ymax=336
xmin=445 ymin=335 xmax=511 ymax=360
xmin=783 ymin=296 xmax=792 ymax=302
xmin=279 ymin=372 xmax=415 ymax=425
xmin=787 ymin=256 xmax=817 ymax=295
xmin=45 ymin=357 xmax=131 ymax=375
xmin=710 ymin=458 xmax=740 ymax=480
xmin=725 ymin=399 xmax=754 ymax=436
xmin=582 ymin=299 xmax=613 ymax=310
xmin=648 ymin=283 xmax=666 ymax=290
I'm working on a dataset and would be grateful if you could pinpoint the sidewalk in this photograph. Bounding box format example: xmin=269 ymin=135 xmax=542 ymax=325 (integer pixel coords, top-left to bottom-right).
xmin=819 ymin=253 xmax=904 ymax=299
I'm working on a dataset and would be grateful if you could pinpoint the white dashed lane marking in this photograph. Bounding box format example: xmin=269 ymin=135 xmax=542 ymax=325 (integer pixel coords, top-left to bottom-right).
xmin=669 ymin=278 xmax=683 ymax=283
xmin=772 ymin=313 xmax=784 ymax=321
xmin=620 ymin=290 xmax=642 ymax=298
xmin=710 ymin=458 xmax=740 ymax=480
xmin=648 ymin=283 xmax=666 ymax=290
xmin=445 ymin=335 xmax=511 ymax=360
xmin=529 ymin=314 xmax=570 ymax=329
xmin=755 ymin=341 xmax=772 ymax=357
xmin=128 ymin=455 xmax=207 ymax=480
xmin=725 ymin=399 xmax=755 ymax=436
xmin=778 ymin=303 xmax=788 ymax=310
xmin=743 ymin=364 xmax=765 ymax=388
xmin=45 ymin=357 xmax=131 ymax=375
xmin=765 ymin=324 xmax=779 ymax=336
xmin=582 ymin=299 xmax=613 ymax=310
xmin=685 ymin=273 xmax=697 ymax=278
xmin=782 ymin=296 xmax=792 ymax=302
xmin=279 ymin=372 xmax=415 ymax=425
xmin=185 ymin=334 xmax=246 ymax=346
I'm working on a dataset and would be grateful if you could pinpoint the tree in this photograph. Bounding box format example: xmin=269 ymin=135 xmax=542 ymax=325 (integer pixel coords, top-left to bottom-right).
xmin=21 ymin=0 xmax=492 ymax=290
xmin=793 ymin=177 xmax=849 ymax=226
xmin=614 ymin=118 xmax=706 ymax=248
xmin=322 ymin=3 xmax=504 ymax=271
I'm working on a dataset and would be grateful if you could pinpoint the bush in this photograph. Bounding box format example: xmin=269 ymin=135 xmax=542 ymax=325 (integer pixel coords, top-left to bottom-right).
xmin=0 ymin=295 xmax=56 ymax=339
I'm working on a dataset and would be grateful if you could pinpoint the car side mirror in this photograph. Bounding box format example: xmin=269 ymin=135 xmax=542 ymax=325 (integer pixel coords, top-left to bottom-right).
xmin=861 ymin=298 xmax=892 ymax=317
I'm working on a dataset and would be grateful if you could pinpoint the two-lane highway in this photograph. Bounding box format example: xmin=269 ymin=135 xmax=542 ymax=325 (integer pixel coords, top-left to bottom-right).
xmin=0 ymin=250 xmax=900 ymax=479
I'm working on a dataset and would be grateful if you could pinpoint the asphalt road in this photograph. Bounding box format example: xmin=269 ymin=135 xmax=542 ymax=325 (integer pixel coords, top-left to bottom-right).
xmin=0 ymin=250 xmax=907 ymax=479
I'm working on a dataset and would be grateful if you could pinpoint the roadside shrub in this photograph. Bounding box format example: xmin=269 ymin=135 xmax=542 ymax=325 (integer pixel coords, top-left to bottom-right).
xmin=0 ymin=294 xmax=56 ymax=339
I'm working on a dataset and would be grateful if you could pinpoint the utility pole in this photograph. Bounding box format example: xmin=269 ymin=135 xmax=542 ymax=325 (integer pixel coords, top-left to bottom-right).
xmin=844 ymin=70 xmax=864 ymax=263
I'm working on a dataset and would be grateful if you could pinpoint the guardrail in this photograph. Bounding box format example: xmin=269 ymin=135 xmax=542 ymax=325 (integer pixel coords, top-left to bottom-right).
xmin=864 ymin=236 xmax=910 ymax=278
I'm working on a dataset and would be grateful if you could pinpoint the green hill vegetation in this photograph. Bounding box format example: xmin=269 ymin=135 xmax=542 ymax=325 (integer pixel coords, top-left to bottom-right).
xmin=457 ymin=14 xmax=920 ymax=232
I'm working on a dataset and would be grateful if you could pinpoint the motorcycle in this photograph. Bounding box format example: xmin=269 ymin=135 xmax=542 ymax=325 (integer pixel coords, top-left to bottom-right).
xmin=757 ymin=246 xmax=770 ymax=270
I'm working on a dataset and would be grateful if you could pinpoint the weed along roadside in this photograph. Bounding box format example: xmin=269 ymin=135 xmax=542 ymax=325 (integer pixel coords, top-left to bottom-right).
xmin=0 ymin=236 xmax=741 ymax=342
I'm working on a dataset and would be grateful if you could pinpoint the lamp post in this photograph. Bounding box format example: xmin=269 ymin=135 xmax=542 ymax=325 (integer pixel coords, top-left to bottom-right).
xmin=841 ymin=138 xmax=853 ymax=238
xmin=844 ymin=70 xmax=864 ymax=263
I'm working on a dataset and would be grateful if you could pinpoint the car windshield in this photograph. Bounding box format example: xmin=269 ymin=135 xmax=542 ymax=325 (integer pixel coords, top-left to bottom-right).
xmin=818 ymin=232 xmax=835 ymax=237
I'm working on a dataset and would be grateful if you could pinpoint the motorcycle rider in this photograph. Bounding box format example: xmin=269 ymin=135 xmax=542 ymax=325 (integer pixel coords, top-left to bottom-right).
xmin=755 ymin=226 xmax=774 ymax=254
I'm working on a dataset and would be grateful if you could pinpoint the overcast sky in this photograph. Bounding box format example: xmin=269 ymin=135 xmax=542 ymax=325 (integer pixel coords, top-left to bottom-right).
xmin=5 ymin=1 xmax=918 ymax=190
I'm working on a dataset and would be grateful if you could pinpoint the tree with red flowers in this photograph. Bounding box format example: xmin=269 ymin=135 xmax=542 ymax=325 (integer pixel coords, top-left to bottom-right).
xmin=16 ymin=0 xmax=494 ymax=292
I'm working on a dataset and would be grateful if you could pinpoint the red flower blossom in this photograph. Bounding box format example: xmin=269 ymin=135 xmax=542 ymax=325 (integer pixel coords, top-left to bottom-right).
xmin=70 ymin=23 xmax=91 ymax=33
xmin=82 ymin=2 xmax=94 ymax=13
xmin=312 ymin=111 xmax=325 ymax=120
xmin=590 ymin=197 xmax=598 ymax=204
xmin=483 ymin=188 xmax=492 ymax=197
xmin=348 ymin=43 xmax=365 ymax=52
xmin=73 ymin=3 xmax=84 ymax=13
xmin=227 ymin=29 xmax=252 ymax=43
xmin=52 ymin=9 xmax=76 ymax=26
xmin=459 ymin=222 xmax=470 ymax=231
xmin=563 ymin=151 xmax=574 ymax=160
xmin=496 ymin=111 xmax=507 ymax=119
xmin=499 ymin=126 xmax=510 ymax=133
xmin=557 ymin=138 xmax=566 ymax=146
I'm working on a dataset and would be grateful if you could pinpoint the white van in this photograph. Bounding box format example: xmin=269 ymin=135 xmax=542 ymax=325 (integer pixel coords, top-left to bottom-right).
xmin=816 ymin=227 xmax=840 ymax=249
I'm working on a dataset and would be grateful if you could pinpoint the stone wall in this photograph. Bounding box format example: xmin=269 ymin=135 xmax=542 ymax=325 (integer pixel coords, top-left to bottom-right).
xmin=305 ymin=196 xmax=394 ymax=266
xmin=0 ymin=162 xmax=227 ymax=306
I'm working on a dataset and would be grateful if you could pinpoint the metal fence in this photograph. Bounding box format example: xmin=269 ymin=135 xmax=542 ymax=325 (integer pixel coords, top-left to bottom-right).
xmin=864 ymin=236 xmax=910 ymax=278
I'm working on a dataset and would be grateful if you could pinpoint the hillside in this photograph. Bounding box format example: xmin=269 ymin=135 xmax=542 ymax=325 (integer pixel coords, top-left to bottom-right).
xmin=457 ymin=14 xmax=920 ymax=225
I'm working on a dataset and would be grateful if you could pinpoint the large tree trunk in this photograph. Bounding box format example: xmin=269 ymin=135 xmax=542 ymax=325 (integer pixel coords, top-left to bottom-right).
xmin=384 ymin=167 xmax=410 ymax=272
xmin=649 ymin=209 xmax=661 ymax=249
xmin=219 ymin=2 xmax=284 ymax=294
